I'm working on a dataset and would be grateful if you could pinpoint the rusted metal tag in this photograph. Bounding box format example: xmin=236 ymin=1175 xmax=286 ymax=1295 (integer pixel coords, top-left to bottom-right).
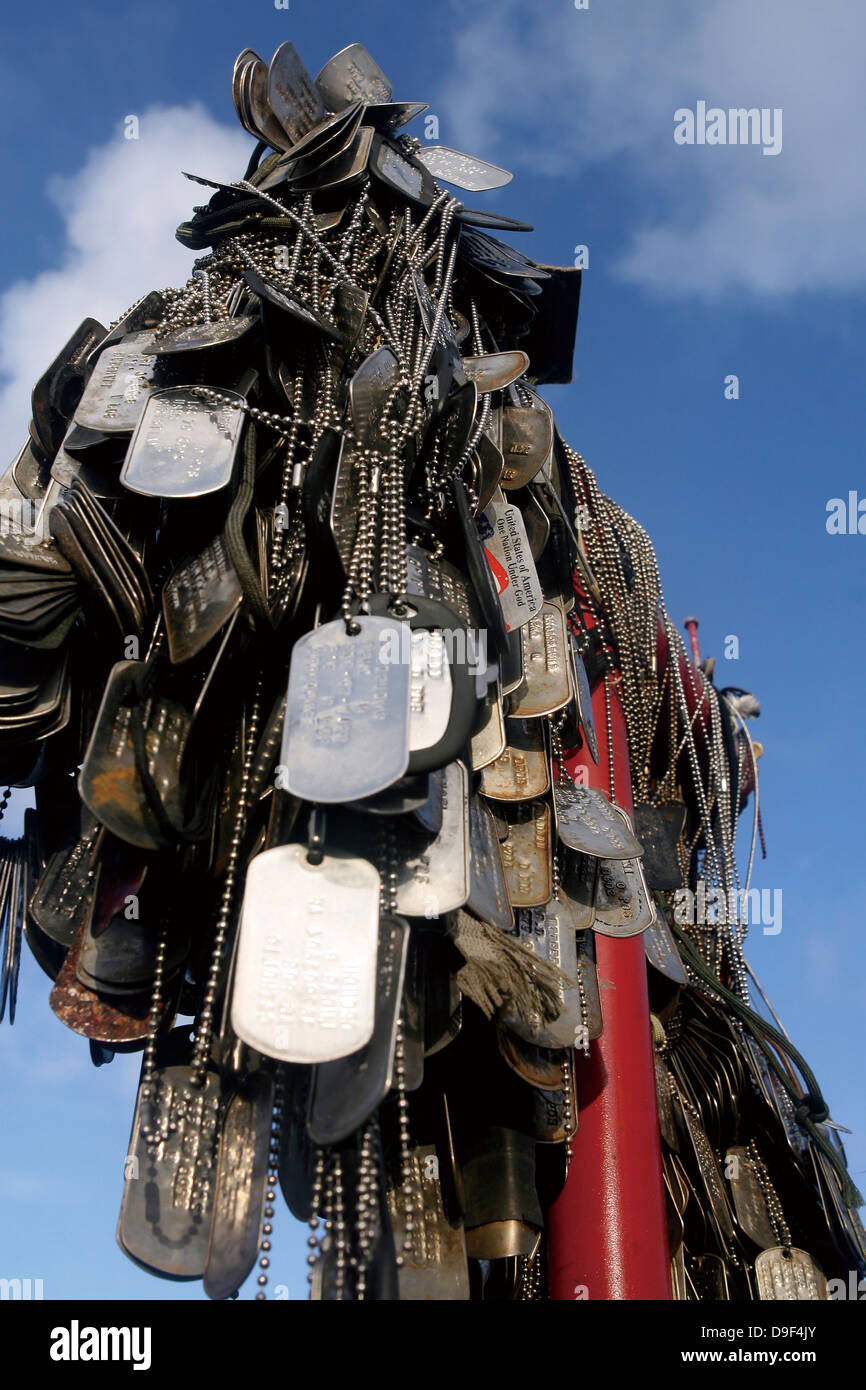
xmin=481 ymin=716 xmax=549 ymax=801
xmin=499 ymin=800 xmax=552 ymax=908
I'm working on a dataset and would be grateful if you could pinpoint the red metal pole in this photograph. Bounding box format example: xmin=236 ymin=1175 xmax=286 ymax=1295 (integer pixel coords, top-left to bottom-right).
xmin=547 ymin=614 xmax=671 ymax=1301
xmin=683 ymin=615 xmax=702 ymax=667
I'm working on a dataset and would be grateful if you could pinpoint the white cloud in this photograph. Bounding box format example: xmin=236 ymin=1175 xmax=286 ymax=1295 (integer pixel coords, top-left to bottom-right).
xmin=439 ymin=0 xmax=866 ymax=299
xmin=0 ymin=104 xmax=251 ymax=456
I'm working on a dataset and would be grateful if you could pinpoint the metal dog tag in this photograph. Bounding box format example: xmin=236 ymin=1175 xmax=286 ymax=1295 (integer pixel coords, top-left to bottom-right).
xmin=204 ymin=1071 xmax=275 ymax=1300
xmin=147 ymin=315 xmax=258 ymax=355
xmin=307 ymin=914 xmax=409 ymax=1145
xmin=501 ymin=902 xmax=581 ymax=1049
xmin=466 ymin=795 xmax=512 ymax=930
xmin=405 ymin=544 xmax=475 ymax=629
xmin=387 ymin=1144 xmax=470 ymax=1301
xmin=481 ymin=718 xmax=549 ymax=801
xmin=163 ymin=535 xmax=243 ymax=664
xmin=315 ymin=43 xmax=393 ymax=109
xmin=593 ymin=848 xmax=655 ymax=938
xmin=416 ymin=147 xmax=512 ymax=192
xmin=644 ymin=903 xmax=688 ymax=983
xmin=553 ymin=783 xmax=643 ymax=859
xmin=530 ymin=1072 xmax=578 ymax=1144
xmin=500 ymin=800 xmax=552 ymax=908
xmin=231 ymin=843 xmax=380 ymax=1063
xmin=497 ymin=1029 xmax=568 ymax=1091
xmin=569 ymin=637 xmax=599 ymax=763
xmin=476 ymin=498 xmax=543 ymax=632
xmin=557 ymin=849 xmax=596 ymax=930
xmin=470 ymin=692 xmax=505 ymax=770
xmin=394 ymin=761 xmax=470 ymax=917
xmin=73 ymin=332 xmax=160 ymax=433
xmin=509 ymin=602 xmax=571 ymax=717
xmin=754 ymin=1248 xmax=828 ymax=1300
xmin=281 ymin=617 xmax=411 ymax=803
xmin=499 ymin=401 xmax=553 ymax=490
xmin=725 ymin=1147 xmax=777 ymax=1250
xmin=268 ymin=42 xmax=325 ymax=144
xmin=462 ymin=352 xmax=529 ymax=393
xmin=118 ymin=1066 xmax=224 ymax=1279
xmin=121 ymin=388 xmax=246 ymax=499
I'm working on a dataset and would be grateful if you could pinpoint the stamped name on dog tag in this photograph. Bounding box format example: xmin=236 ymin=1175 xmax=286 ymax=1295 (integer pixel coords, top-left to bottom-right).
xmin=74 ymin=332 xmax=160 ymax=433
xmin=476 ymin=498 xmax=543 ymax=631
xmin=394 ymin=761 xmax=470 ymax=917
xmin=281 ymin=616 xmax=410 ymax=802
xmin=500 ymin=800 xmax=552 ymax=909
xmin=481 ymin=717 xmax=549 ymax=801
xmin=163 ymin=536 xmax=243 ymax=665
xmin=644 ymin=901 xmax=688 ymax=983
xmin=593 ymin=848 xmax=655 ymax=938
xmin=754 ymin=1247 xmax=828 ymax=1300
xmin=509 ymin=602 xmax=571 ymax=717
xmin=121 ymin=388 xmax=246 ymax=499
xmin=502 ymin=902 xmax=580 ymax=1049
xmin=409 ymin=628 xmax=453 ymax=753
xmin=725 ymin=1147 xmax=777 ymax=1250
xmin=557 ymin=849 xmax=596 ymax=930
xmin=553 ymin=783 xmax=643 ymax=860
xmin=466 ymin=795 xmax=512 ymax=931
xmin=118 ymin=1066 xmax=224 ymax=1279
xmin=405 ymin=544 xmax=475 ymax=628
xmin=269 ymin=42 xmax=326 ymax=144
xmin=204 ymin=1071 xmax=275 ymax=1301
xmin=231 ymin=844 xmax=380 ymax=1063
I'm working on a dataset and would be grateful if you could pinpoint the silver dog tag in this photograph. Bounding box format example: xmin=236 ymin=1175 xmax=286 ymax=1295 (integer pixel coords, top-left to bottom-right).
xmin=553 ymin=783 xmax=644 ymax=860
xmin=120 ymin=388 xmax=246 ymax=499
xmin=231 ymin=844 xmax=380 ymax=1063
xmin=501 ymin=902 xmax=581 ymax=1049
xmin=281 ymin=616 xmax=411 ymax=802
xmin=74 ymin=332 xmax=159 ymax=433
xmin=409 ymin=628 xmax=453 ymax=753
xmin=466 ymin=795 xmax=513 ymax=931
xmin=509 ymin=602 xmax=571 ymax=717
xmin=394 ymin=761 xmax=470 ymax=917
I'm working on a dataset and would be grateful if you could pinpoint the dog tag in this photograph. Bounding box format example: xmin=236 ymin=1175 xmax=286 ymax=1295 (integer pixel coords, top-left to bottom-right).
xmin=409 ymin=628 xmax=453 ymax=754
xmin=231 ymin=843 xmax=380 ymax=1063
xmin=679 ymin=1102 xmax=736 ymax=1246
xmin=466 ymin=796 xmax=512 ymax=931
xmin=556 ymin=848 xmax=596 ymax=930
xmin=118 ymin=1066 xmax=224 ymax=1279
xmin=500 ymin=800 xmax=552 ymax=908
xmin=644 ymin=903 xmax=688 ymax=983
xmin=509 ymin=602 xmax=571 ymax=716
xmin=754 ymin=1247 xmax=828 ymax=1300
xmin=204 ymin=1070 xmax=274 ymax=1300
xmin=405 ymin=544 xmax=476 ymax=629
xmin=281 ymin=616 xmax=411 ymax=802
xmin=268 ymin=42 xmax=325 ymax=144
xmin=471 ymin=690 xmax=506 ymax=770
xmin=497 ymin=1030 xmax=568 ymax=1091
xmin=461 ymin=352 xmax=529 ymax=393
xmin=499 ymin=401 xmax=553 ymax=490
xmin=656 ymin=1056 xmax=680 ymax=1150
xmin=725 ymin=1147 xmax=777 ymax=1249
xmin=307 ymin=914 xmax=409 ymax=1144
xmin=553 ymin=783 xmax=643 ymax=859
xmin=593 ymin=849 xmax=655 ymax=938
xmin=632 ymin=802 xmax=684 ymax=891
xmin=501 ymin=903 xmax=581 ymax=1049
xmin=481 ymin=718 xmax=549 ymax=801
xmin=416 ymin=147 xmax=512 ymax=192
xmin=278 ymin=1067 xmax=319 ymax=1221
xmin=394 ymin=761 xmax=470 ymax=917
xmin=121 ymin=388 xmax=246 ymax=499
xmin=569 ymin=637 xmax=599 ymax=763
xmin=29 ymin=815 xmax=101 ymax=946
xmin=477 ymin=498 xmax=543 ymax=632
xmin=315 ymin=43 xmax=392 ymax=109
xmin=530 ymin=1070 xmax=578 ymax=1145
xmin=73 ymin=332 xmax=160 ymax=433
xmin=387 ymin=1144 xmax=470 ymax=1301
xmin=50 ymin=923 xmax=153 ymax=1045
xmin=147 ymin=315 xmax=258 ymax=355
xmin=163 ymin=536 xmax=243 ymax=664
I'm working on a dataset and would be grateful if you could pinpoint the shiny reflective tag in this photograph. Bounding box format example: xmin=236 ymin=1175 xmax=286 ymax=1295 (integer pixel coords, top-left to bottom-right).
xmin=415 ymin=146 xmax=512 ymax=192
xmin=118 ymin=1066 xmax=224 ymax=1279
xmin=501 ymin=902 xmax=581 ymax=1049
xmin=470 ymin=691 xmax=505 ymax=770
xmin=204 ymin=1071 xmax=274 ymax=1300
xmin=500 ymin=800 xmax=552 ymax=908
xmin=163 ymin=535 xmax=243 ymax=664
xmin=553 ymin=783 xmax=644 ymax=859
xmin=394 ymin=761 xmax=470 ymax=917
xmin=509 ymin=601 xmax=571 ymax=716
xmin=74 ymin=331 xmax=160 ymax=433
xmin=754 ymin=1248 xmax=828 ymax=1300
xmin=593 ymin=844 xmax=655 ymax=938
xmin=481 ymin=717 xmax=550 ymax=801
xmin=644 ymin=902 xmax=688 ymax=982
xmin=409 ymin=629 xmax=453 ymax=753
xmin=121 ymin=388 xmax=246 ymax=499
xmin=466 ymin=795 xmax=512 ymax=930
xmin=281 ymin=617 xmax=410 ymax=802
xmin=477 ymin=498 xmax=543 ymax=632
xmin=231 ymin=843 xmax=380 ymax=1063
xmin=315 ymin=43 xmax=393 ymax=109
xmin=269 ymin=41 xmax=326 ymax=143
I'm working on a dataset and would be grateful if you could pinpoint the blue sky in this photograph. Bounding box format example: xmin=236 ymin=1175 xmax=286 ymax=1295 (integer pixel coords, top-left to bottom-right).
xmin=1 ymin=0 xmax=864 ymax=1300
